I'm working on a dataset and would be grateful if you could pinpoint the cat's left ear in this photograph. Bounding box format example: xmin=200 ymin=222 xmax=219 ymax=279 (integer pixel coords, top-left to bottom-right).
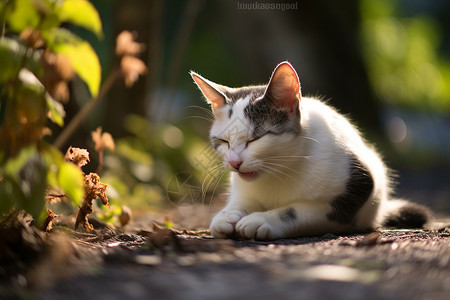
xmin=190 ymin=72 xmax=227 ymax=112
xmin=264 ymin=61 xmax=301 ymax=114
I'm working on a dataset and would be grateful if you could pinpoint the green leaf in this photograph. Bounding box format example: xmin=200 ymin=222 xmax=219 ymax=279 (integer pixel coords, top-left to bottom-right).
xmin=6 ymin=0 xmax=40 ymax=33
xmin=0 ymin=175 xmax=25 ymax=216
xmin=42 ymin=145 xmax=85 ymax=206
xmin=18 ymin=154 xmax=48 ymax=220
xmin=4 ymin=146 xmax=37 ymax=178
xmin=46 ymin=94 xmax=65 ymax=126
xmin=59 ymin=0 xmax=103 ymax=38
xmin=55 ymin=40 xmax=101 ymax=97
xmin=0 ymin=38 xmax=25 ymax=83
xmin=0 ymin=38 xmax=43 ymax=83
xmin=2 ymin=147 xmax=47 ymax=220
xmin=58 ymin=161 xmax=84 ymax=206
xmin=44 ymin=28 xmax=101 ymax=96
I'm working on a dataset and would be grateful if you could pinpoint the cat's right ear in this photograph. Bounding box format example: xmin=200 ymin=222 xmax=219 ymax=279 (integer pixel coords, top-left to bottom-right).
xmin=190 ymin=72 xmax=227 ymax=112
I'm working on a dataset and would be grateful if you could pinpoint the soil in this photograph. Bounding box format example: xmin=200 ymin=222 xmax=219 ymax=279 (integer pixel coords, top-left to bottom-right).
xmin=1 ymin=206 xmax=449 ymax=300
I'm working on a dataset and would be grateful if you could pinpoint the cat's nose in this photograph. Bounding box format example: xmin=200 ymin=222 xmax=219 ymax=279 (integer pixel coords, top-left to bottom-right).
xmin=229 ymin=160 xmax=243 ymax=170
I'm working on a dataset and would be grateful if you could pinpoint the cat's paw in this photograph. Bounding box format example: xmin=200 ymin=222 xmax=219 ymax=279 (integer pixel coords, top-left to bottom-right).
xmin=209 ymin=210 xmax=245 ymax=239
xmin=236 ymin=213 xmax=279 ymax=240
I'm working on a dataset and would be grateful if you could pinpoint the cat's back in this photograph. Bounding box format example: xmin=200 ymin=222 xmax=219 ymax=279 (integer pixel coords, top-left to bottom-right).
xmin=300 ymin=97 xmax=366 ymax=150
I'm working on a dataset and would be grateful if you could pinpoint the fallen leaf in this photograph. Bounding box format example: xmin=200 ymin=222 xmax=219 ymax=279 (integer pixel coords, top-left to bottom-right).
xmin=119 ymin=205 xmax=132 ymax=227
xmin=357 ymin=232 xmax=381 ymax=247
xmin=147 ymin=228 xmax=180 ymax=251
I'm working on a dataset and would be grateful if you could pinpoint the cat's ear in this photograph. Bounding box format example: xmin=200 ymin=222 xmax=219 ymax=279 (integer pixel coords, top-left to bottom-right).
xmin=264 ymin=62 xmax=301 ymax=114
xmin=190 ymin=72 xmax=227 ymax=111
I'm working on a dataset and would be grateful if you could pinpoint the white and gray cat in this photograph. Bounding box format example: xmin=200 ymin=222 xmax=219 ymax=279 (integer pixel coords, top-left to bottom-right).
xmin=191 ymin=61 xmax=429 ymax=240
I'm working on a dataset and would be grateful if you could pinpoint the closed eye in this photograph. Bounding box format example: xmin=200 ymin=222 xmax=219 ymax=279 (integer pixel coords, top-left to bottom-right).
xmin=212 ymin=137 xmax=229 ymax=149
xmin=245 ymin=131 xmax=275 ymax=147
xmin=246 ymin=136 xmax=261 ymax=147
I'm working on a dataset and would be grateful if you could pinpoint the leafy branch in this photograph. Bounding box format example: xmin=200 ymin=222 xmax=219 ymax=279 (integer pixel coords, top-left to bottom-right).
xmin=0 ymin=0 xmax=147 ymax=230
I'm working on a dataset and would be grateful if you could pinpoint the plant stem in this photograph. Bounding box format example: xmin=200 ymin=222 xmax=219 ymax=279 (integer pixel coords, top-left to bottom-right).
xmin=53 ymin=69 xmax=120 ymax=150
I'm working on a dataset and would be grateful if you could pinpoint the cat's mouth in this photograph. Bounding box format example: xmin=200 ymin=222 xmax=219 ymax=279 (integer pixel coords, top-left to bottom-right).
xmin=237 ymin=171 xmax=260 ymax=180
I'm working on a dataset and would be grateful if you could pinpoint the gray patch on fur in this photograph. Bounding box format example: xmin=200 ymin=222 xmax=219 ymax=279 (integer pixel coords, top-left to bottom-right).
xmin=279 ymin=207 xmax=297 ymax=223
xmin=217 ymin=85 xmax=301 ymax=138
xmin=243 ymin=95 xmax=300 ymax=138
xmin=327 ymin=155 xmax=374 ymax=225
xmin=223 ymin=86 xmax=265 ymax=104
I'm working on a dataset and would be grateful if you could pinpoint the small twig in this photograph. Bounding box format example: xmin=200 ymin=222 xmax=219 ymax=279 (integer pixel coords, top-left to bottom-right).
xmin=96 ymin=149 xmax=104 ymax=173
xmin=53 ymin=69 xmax=121 ymax=149
xmin=46 ymin=193 xmax=66 ymax=198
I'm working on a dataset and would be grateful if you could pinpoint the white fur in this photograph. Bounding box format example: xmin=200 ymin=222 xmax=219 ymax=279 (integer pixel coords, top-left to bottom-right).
xmin=209 ymin=97 xmax=391 ymax=239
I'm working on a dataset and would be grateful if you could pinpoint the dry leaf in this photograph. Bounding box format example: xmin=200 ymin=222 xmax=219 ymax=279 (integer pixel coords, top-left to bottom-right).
xmin=357 ymin=232 xmax=381 ymax=247
xmin=20 ymin=27 xmax=44 ymax=48
xmin=120 ymin=56 xmax=147 ymax=87
xmin=115 ymin=31 xmax=146 ymax=57
xmin=91 ymin=127 xmax=115 ymax=152
xmin=41 ymin=208 xmax=57 ymax=232
xmin=119 ymin=205 xmax=132 ymax=227
xmin=41 ymin=51 xmax=74 ymax=102
xmin=74 ymin=173 xmax=109 ymax=231
xmin=64 ymin=146 xmax=90 ymax=168
xmin=147 ymin=228 xmax=180 ymax=251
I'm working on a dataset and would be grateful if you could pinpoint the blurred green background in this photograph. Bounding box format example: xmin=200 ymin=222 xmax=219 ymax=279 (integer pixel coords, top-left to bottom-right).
xmin=50 ymin=0 xmax=450 ymax=216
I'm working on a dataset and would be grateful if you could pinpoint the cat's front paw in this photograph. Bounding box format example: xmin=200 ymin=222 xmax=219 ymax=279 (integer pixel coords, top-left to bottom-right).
xmin=209 ymin=210 xmax=245 ymax=239
xmin=236 ymin=212 xmax=279 ymax=240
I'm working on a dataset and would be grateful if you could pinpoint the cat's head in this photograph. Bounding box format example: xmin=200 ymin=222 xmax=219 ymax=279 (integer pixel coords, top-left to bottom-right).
xmin=191 ymin=61 xmax=302 ymax=181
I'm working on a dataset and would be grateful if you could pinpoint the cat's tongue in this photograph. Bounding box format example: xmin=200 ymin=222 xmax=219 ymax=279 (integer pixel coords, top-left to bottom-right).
xmin=238 ymin=171 xmax=259 ymax=180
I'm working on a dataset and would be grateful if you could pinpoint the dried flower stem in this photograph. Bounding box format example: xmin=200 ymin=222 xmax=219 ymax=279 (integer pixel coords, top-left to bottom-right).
xmin=53 ymin=68 xmax=121 ymax=150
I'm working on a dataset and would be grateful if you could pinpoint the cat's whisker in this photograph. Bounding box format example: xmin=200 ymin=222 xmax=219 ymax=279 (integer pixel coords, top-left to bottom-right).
xmin=206 ymin=169 xmax=228 ymax=207
xmin=187 ymin=105 xmax=215 ymax=118
xmin=255 ymin=165 xmax=280 ymax=180
xmin=262 ymin=161 xmax=303 ymax=176
xmin=184 ymin=105 xmax=215 ymax=123
xmin=299 ymin=135 xmax=320 ymax=144
xmin=260 ymin=166 xmax=298 ymax=185
xmin=202 ymin=165 xmax=223 ymax=192
xmin=201 ymin=164 xmax=226 ymax=200
xmin=184 ymin=115 xmax=214 ymax=122
xmin=260 ymin=165 xmax=298 ymax=184
xmin=264 ymin=155 xmax=314 ymax=162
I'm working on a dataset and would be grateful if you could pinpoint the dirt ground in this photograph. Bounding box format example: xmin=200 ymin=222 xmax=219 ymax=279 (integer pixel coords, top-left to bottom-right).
xmin=1 ymin=205 xmax=449 ymax=300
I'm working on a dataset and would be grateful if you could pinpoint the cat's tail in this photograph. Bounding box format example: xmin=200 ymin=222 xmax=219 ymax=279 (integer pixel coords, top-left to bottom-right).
xmin=380 ymin=199 xmax=431 ymax=229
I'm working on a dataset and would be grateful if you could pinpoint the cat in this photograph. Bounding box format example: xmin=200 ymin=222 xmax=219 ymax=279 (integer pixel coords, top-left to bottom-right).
xmin=191 ymin=61 xmax=430 ymax=240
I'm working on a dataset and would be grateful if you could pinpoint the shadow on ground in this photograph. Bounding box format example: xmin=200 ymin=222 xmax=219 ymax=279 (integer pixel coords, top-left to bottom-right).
xmin=1 ymin=209 xmax=449 ymax=300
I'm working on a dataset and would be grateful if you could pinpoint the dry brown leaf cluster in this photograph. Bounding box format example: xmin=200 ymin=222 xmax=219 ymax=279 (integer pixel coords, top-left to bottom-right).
xmin=115 ymin=31 xmax=147 ymax=87
xmin=141 ymin=223 xmax=233 ymax=254
xmin=115 ymin=31 xmax=145 ymax=57
xmin=21 ymin=27 xmax=74 ymax=102
xmin=63 ymin=147 xmax=110 ymax=231
xmin=75 ymin=173 xmax=109 ymax=231
xmin=91 ymin=127 xmax=115 ymax=173
xmin=20 ymin=27 xmax=44 ymax=48
xmin=40 ymin=51 xmax=74 ymax=102
xmin=91 ymin=127 xmax=115 ymax=152
xmin=64 ymin=146 xmax=90 ymax=168
xmin=41 ymin=208 xmax=57 ymax=232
